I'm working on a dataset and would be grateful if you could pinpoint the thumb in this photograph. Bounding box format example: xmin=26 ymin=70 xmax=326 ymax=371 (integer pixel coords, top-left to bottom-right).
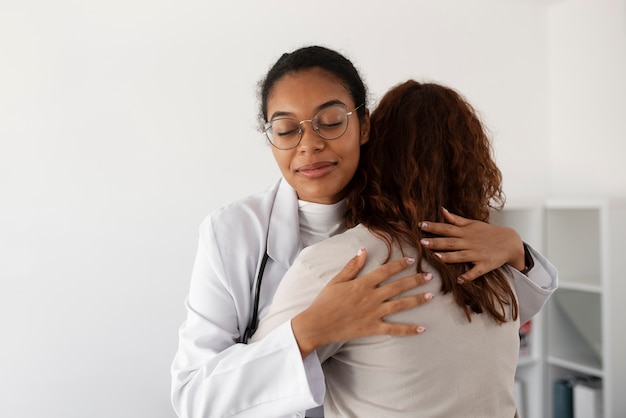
xmin=329 ymin=246 xmax=367 ymax=284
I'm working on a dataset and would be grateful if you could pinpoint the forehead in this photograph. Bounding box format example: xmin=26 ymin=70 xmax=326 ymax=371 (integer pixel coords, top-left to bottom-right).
xmin=266 ymin=68 xmax=354 ymax=116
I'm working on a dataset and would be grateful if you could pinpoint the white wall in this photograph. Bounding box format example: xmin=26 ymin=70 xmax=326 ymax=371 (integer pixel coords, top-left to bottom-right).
xmin=0 ymin=1 xmax=622 ymax=417
xmin=547 ymin=0 xmax=626 ymax=197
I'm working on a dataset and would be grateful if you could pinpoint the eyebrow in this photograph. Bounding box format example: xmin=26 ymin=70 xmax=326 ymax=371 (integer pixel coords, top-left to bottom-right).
xmin=269 ymin=99 xmax=347 ymax=121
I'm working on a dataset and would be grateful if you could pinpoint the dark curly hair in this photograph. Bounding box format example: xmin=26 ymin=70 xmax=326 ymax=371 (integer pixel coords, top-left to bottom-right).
xmin=257 ymin=45 xmax=368 ymax=127
xmin=345 ymin=80 xmax=518 ymax=324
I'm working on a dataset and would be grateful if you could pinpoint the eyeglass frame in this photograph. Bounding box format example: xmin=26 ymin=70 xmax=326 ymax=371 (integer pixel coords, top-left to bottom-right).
xmin=263 ymin=103 xmax=364 ymax=150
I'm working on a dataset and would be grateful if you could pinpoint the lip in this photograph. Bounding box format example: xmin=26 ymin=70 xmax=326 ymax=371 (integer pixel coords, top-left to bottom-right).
xmin=295 ymin=161 xmax=337 ymax=179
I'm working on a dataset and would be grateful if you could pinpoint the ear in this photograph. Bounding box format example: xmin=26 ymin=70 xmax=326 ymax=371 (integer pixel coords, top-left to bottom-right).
xmin=359 ymin=109 xmax=370 ymax=145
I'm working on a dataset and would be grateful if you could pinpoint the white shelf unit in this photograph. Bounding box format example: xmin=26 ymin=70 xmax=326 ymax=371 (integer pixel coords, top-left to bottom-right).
xmin=543 ymin=198 xmax=626 ymax=418
xmin=492 ymin=204 xmax=545 ymax=418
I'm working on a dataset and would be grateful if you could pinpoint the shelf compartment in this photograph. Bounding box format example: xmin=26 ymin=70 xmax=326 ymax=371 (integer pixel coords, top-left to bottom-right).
xmin=547 ymin=289 xmax=602 ymax=370
xmin=545 ymin=207 xmax=601 ymax=287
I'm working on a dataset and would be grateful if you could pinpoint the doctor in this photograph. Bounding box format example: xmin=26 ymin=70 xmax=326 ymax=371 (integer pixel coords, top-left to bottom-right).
xmin=170 ymin=45 xmax=557 ymax=418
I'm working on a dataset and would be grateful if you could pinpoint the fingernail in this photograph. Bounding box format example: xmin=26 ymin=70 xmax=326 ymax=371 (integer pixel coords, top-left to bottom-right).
xmin=420 ymin=239 xmax=429 ymax=246
xmin=419 ymin=222 xmax=427 ymax=229
xmin=434 ymin=253 xmax=442 ymax=259
xmin=457 ymin=277 xmax=465 ymax=284
xmin=424 ymin=272 xmax=432 ymax=281
xmin=416 ymin=326 xmax=426 ymax=333
xmin=425 ymin=292 xmax=434 ymax=300
xmin=406 ymin=257 xmax=415 ymax=265
xmin=357 ymin=246 xmax=365 ymax=256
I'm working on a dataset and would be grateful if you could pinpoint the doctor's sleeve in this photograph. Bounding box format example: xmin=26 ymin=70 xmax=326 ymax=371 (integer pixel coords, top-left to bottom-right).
xmin=512 ymin=243 xmax=559 ymax=325
xmin=170 ymin=218 xmax=324 ymax=418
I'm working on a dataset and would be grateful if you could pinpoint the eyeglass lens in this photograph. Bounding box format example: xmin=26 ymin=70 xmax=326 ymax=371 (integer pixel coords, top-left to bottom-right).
xmin=265 ymin=104 xmax=351 ymax=150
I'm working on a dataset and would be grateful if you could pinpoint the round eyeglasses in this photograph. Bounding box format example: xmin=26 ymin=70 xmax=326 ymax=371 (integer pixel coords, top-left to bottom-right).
xmin=263 ymin=103 xmax=363 ymax=150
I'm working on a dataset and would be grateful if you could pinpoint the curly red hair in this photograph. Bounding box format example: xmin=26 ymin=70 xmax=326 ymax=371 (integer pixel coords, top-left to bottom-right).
xmin=345 ymin=80 xmax=518 ymax=323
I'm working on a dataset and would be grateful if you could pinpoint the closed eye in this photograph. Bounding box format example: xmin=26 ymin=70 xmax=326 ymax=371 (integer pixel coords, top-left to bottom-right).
xmin=317 ymin=121 xmax=343 ymax=128
xmin=275 ymin=128 xmax=300 ymax=137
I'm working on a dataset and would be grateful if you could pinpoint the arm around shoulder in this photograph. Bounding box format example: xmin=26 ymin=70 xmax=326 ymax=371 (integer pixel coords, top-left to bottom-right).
xmin=171 ymin=216 xmax=324 ymax=417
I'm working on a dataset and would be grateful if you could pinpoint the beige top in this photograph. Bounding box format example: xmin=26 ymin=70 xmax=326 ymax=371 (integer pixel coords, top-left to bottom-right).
xmin=252 ymin=224 xmax=520 ymax=418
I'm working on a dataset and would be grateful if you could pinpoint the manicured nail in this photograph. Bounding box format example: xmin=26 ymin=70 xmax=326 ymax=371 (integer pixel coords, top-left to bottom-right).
xmin=425 ymin=292 xmax=434 ymax=300
xmin=434 ymin=253 xmax=442 ymax=259
xmin=416 ymin=326 xmax=426 ymax=333
xmin=457 ymin=277 xmax=465 ymax=284
xmin=406 ymin=257 xmax=415 ymax=265
xmin=424 ymin=272 xmax=433 ymax=281
xmin=419 ymin=222 xmax=427 ymax=229
xmin=356 ymin=246 xmax=365 ymax=256
xmin=420 ymin=239 xmax=430 ymax=246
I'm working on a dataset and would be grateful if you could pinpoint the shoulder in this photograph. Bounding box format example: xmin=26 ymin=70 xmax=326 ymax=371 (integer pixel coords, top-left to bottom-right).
xmin=209 ymin=180 xmax=281 ymax=221
xmin=295 ymin=225 xmax=387 ymax=280
xmin=299 ymin=226 xmax=363 ymax=262
xmin=199 ymin=179 xmax=283 ymax=234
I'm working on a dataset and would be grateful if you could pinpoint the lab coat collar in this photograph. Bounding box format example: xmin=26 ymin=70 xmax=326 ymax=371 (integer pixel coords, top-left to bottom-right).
xmin=266 ymin=178 xmax=302 ymax=269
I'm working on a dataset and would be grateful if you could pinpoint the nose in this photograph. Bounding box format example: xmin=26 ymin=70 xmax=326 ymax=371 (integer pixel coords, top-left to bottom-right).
xmin=297 ymin=121 xmax=325 ymax=153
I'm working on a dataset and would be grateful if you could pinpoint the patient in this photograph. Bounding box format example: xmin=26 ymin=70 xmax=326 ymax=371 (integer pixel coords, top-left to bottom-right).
xmin=252 ymin=80 xmax=527 ymax=417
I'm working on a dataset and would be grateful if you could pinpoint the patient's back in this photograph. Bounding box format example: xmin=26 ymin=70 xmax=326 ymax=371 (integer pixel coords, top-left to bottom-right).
xmin=254 ymin=224 xmax=520 ymax=418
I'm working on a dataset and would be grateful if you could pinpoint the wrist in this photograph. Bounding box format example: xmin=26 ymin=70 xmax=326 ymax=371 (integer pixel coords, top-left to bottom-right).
xmin=291 ymin=311 xmax=320 ymax=359
xmin=507 ymin=228 xmax=526 ymax=271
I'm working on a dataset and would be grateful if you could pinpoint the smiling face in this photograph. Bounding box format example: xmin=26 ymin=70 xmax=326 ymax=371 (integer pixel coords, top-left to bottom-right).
xmin=266 ymin=68 xmax=369 ymax=204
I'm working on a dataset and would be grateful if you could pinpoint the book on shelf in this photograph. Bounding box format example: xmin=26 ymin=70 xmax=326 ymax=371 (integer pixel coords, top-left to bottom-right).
xmin=553 ymin=378 xmax=574 ymax=418
xmin=573 ymin=378 xmax=603 ymax=418
xmin=552 ymin=376 xmax=603 ymax=418
xmin=519 ymin=319 xmax=532 ymax=357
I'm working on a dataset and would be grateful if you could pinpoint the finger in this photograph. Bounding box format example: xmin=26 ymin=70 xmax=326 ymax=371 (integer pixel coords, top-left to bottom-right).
xmin=360 ymin=257 xmax=416 ymax=287
xmin=376 ymin=273 xmax=432 ymax=300
xmin=431 ymin=249 xmax=472 ymax=264
xmin=420 ymin=237 xmax=466 ymax=252
xmin=328 ymin=247 xmax=367 ymax=284
xmin=457 ymin=265 xmax=487 ymax=283
xmin=418 ymin=220 xmax=461 ymax=237
xmin=441 ymin=207 xmax=471 ymax=227
xmin=380 ymin=292 xmax=434 ymax=317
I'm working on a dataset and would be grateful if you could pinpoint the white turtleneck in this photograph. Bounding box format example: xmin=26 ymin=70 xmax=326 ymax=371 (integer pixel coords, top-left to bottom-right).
xmin=298 ymin=199 xmax=347 ymax=248
xmin=297 ymin=199 xmax=347 ymax=418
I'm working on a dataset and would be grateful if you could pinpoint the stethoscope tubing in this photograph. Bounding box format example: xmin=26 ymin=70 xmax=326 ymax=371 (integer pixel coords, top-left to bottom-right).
xmin=242 ymin=250 xmax=270 ymax=344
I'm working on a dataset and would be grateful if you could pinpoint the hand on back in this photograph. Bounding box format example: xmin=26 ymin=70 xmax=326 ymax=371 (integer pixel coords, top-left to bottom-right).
xmin=292 ymin=248 xmax=433 ymax=358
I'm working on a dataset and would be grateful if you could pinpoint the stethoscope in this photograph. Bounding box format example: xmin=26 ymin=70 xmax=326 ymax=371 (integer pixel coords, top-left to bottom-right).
xmin=241 ymin=249 xmax=270 ymax=344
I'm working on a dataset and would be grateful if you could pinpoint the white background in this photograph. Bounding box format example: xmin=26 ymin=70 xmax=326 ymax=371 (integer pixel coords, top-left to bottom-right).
xmin=1 ymin=0 xmax=624 ymax=417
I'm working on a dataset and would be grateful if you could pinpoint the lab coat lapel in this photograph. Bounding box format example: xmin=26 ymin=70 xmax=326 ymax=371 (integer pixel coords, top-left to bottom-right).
xmin=266 ymin=179 xmax=302 ymax=269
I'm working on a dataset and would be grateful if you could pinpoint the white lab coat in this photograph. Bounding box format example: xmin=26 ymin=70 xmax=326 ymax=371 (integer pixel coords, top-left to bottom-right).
xmin=171 ymin=178 xmax=557 ymax=418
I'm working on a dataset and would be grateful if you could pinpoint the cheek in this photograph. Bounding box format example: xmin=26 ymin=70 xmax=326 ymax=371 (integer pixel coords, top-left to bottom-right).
xmin=271 ymin=148 xmax=293 ymax=173
xmin=344 ymin=142 xmax=363 ymax=170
